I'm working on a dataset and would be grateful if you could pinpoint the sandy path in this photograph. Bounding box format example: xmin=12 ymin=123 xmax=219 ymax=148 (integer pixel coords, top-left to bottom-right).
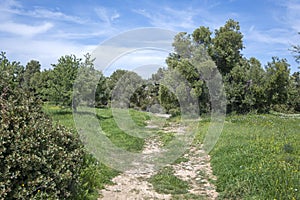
xmin=171 ymin=146 xmax=218 ymax=199
xmin=98 ymin=117 xmax=218 ymax=200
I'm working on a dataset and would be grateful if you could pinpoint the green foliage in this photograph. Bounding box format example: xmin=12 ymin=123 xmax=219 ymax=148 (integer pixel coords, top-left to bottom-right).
xmin=225 ymin=58 xmax=268 ymax=113
xmin=290 ymin=33 xmax=300 ymax=64
xmin=288 ymin=72 xmax=300 ymax=112
xmin=163 ymin=30 xmax=219 ymax=115
xmin=0 ymin=52 xmax=24 ymax=91
xmin=0 ymin=56 xmax=85 ymax=199
xmin=158 ymin=84 xmax=180 ymax=114
xmin=73 ymin=53 xmax=103 ymax=110
xmin=34 ymin=70 xmax=53 ymax=101
xmin=212 ymin=19 xmax=244 ymax=76
xmin=74 ymin=154 xmax=119 ymax=200
xmin=210 ymin=115 xmax=300 ymax=199
xmin=106 ymin=69 xmax=150 ymax=109
xmin=110 ymin=71 xmax=145 ymax=108
xmin=192 ymin=26 xmax=212 ymax=48
xmin=49 ymin=54 xmax=81 ymax=108
xmin=265 ymin=57 xmax=290 ymax=107
xmin=95 ymin=72 xmax=109 ymax=107
xmin=23 ymin=60 xmax=41 ymax=94
xmin=149 ymin=166 xmax=190 ymax=194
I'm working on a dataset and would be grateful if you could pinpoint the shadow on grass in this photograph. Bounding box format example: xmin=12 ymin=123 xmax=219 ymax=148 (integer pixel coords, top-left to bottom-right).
xmin=95 ymin=113 xmax=113 ymax=121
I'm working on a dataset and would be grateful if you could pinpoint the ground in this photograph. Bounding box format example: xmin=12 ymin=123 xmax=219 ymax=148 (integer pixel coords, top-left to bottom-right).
xmin=98 ymin=114 xmax=218 ymax=200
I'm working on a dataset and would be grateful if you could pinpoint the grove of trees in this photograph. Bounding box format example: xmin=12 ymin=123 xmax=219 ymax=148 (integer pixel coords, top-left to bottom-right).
xmin=13 ymin=19 xmax=298 ymax=115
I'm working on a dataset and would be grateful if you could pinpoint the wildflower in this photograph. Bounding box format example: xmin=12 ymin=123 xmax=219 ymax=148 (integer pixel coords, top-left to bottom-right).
xmin=22 ymin=184 xmax=24 ymax=187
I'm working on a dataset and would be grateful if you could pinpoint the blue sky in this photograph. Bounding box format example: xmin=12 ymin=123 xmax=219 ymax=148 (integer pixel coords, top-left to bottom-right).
xmin=0 ymin=0 xmax=299 ymax=73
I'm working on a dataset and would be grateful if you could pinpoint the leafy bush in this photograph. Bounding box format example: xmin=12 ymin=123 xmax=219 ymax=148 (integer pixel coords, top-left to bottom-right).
xmin=0 ymin=55 xmax=85 ymax=199
xmin=169 ymin=108 xmax=181 ymax=117
xmin=0 ymin=86 xmax=85 ymax=199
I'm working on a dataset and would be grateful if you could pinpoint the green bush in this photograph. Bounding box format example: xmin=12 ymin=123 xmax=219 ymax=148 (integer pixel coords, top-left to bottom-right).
xmin=169 ymin=108 xmax=181 ymax=117
xmin=0 ymin=85 xmax=85 ymax=199
xmin=0 ymin=53 xmax=84 ymax=199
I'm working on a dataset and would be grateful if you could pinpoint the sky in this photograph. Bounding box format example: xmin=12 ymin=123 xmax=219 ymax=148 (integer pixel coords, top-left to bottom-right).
xmin=1 ymin=0 xmax=300 ymax=74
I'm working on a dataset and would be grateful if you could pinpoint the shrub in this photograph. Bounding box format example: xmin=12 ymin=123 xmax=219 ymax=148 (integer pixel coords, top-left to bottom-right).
xmin=0 ymin=53 xmax=120 ymax=200
xmin=169 ymin=108 xmax=181 ymax=117
xmin=0 ymin=83 xmax=85 ymax=199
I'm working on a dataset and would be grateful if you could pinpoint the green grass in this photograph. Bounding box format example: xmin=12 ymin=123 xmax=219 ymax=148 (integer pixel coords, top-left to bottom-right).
xmin=149 ymin=166 xmax=190 ymax=194
xmin=43 ymin=104 xmax=75 ymax=129
xmin=129 ymin=109 xmax=151 ymax=126
xmin=42 ymin=105 xmax=152 ymax=198
xmin=43 ymin=104 xmax=146 ymax=152
xmin=157 ymin=130 xmax=175 ymax=146
xmin=172 ymin=193 xmax=205 ymax=200
xmin=207 ymin=114 xmax=300 ymax=199
xmin=95 ymin=108 xmax=145 ymax=152
xmin=44 ymin=105 xmax=299 ymax=199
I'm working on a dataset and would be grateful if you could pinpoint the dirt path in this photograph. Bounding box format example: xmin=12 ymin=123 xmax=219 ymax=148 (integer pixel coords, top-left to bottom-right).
xmin=98 ymin=116 xmax=218 ymax=200
xmin=171 ymin=146 xmax=218 ymax=199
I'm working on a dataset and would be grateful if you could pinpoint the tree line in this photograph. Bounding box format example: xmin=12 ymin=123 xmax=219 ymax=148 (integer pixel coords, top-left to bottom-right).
xmin=2 ymin=19 xmax=300 ymax=115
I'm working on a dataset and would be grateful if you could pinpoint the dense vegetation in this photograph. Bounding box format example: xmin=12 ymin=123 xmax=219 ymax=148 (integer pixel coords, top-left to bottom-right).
xmin=8 ymin=20 xmax=298 ymax=116
xmin=0 ymin=55 xmax=85 ymax=199
xmin=0 ymin=19 xmax=299 ymax=199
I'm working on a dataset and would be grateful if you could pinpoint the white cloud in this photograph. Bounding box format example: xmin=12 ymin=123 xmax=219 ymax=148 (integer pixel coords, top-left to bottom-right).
xmin=27 ymin=8 xmax=87 ymax=24
xmin=0 ymin=0 xmax=120 ymax=69
xmin=0 ymin=0 xmax=87 ymax=24
xmin=284 ymin=1 xmax=300 ymax=32
xmin=244 ymin=27 xmax=293 ymax=45
xmin=95 ymin=7 xmax=120 ymax=26
xmin=132 ymin=4 xmax=233 ymax=32
xmin=0 ymin=21 xmax=53 ymax=37
xmin=102 ymin=50 xmax=169 ymax=78
xmin=51 ymin=30 xmax=116 ymax=40
xmin=1 ymin=37 xmax=96 ymax=68
xmin=133 ymin=7 xmax=197 ymax=30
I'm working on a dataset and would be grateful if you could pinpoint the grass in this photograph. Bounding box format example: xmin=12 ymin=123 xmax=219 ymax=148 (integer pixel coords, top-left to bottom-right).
xmin=95 ymin=108 xmax=145 ymax=152
xmin=43 ymin=104 xmax=146 ymax=152
xmin=149 ymin=166 xmax=190 ymax=194
xmin=206 ymin=114 xmax=300 ymax=199
xmin=43 ymin=104 xmax=75 ymax=129
xmin=42 ymin=104 xmax=152 ymax=198
xmin=157 ymin=130 xmax=175 ymax=146
xmin=172 ymin=193 xmax=206 ymax=200
xmin=44 ymin=104 xmax=300 ymax=199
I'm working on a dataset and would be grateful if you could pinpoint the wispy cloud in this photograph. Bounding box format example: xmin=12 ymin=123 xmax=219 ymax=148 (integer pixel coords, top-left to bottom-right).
xmin=283 ymin=1 xmax=300 ymax=32
xmin=133 ymin=3 xmax=236 ymax=32
xmin=133 ymin=7 xmax=197 ymax=30
xmin=244 ymin=27 xmax=293 ymax=45
xmin=0 ymin=0 xmax=87 ymax=24
xmin=0 ymin=0 xmax=115 ymax=68
xmin=0 ymin=0 xmax=298 ymax=73
xmin=95 ymin=7 xmax=120 ymax=26
xmin=0 ymin=21 xmax=53 ymax=37
xmin=27 ymin=8 xmax=87 ymax=24
xmin=1 ymin=37 xmax=96 ymax=68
